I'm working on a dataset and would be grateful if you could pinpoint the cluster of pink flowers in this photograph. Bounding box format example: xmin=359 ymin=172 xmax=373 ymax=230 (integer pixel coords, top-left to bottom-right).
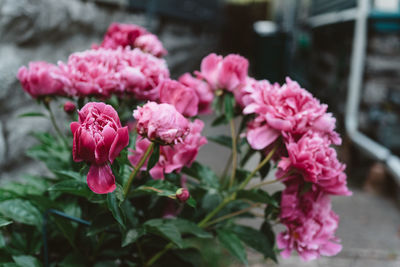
xmin=70 ymin=102 xmax=129 ymax=194
xmin=129 ymin=119 xmax=206 ymax=179
xmin=96 ymin=22 xmax=167 ymax=57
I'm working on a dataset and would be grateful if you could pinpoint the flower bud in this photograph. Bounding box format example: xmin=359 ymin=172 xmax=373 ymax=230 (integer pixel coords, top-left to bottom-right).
xmin=176 ymin=188 xmax=190 ymax=203
xmin=64 ymin=101 xmax=76 ymax=114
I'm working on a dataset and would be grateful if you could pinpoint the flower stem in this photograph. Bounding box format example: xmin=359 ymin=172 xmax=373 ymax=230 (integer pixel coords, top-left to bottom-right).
xmin=197 ymin=196 xmax=233 ymax=228
xmin=249 ymin=179 xmax=280 ymax=190
xmin=228 ymin=119 xmax=237 ymax=188
xmin=45 ymin=102 xmax=64 ymax=139
xmin=123 ymin=142 xmax=155 ymax=198
xmin=145 ymin=242 xmax=173 ymax=267
xmin=203 ymin=202 xmax=261 ymax=227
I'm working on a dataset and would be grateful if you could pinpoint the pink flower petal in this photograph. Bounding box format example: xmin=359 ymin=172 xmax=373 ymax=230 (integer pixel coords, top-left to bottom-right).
xmin=87 ymin=164 xmax=116 ymax=194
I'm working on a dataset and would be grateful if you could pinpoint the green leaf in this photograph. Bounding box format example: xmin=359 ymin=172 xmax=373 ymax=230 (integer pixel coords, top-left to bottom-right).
xmin=18 ymin=112 xmax=46 ymax=118
xmin=182 ymin=162 xmax=219 ymax=188
xmin=186 ymin=197 xmax=197 ymax=208
xmin=54 ymin=170 xmax=85 ymax=182
xmin=211 ymin=114 xmax=228 ymax=126
xmin=229 ymin=224 xmax=276 ymax=261
xmin=240 ymin=147 xmax=256 ymax=167
xmin=224 ymin=93 xmax=235 ymax=120
xmin=147 ymin=143 xmax=160 ymax=172
xmin=144 ymin=219 xmax=183 ymax=248
xmin=122 ymin=228 xmax=145 ymax=247
xmin=216 ymin=229 xmax=248 ymax=266
xmin=135 ymin=180 xmax=178 ymax=198
xmin=237 ymin=189 xmax=277 ymax=207
xmin=260 ymin=222 xmax=277 ymax=262
xmin=207 ymin=135 xmax=232 ymax=149
xmin=0 ymin=217 xmax=12 ymax=228
xmin=12 ymin=255 xmax=42 ymax=267
xmin=0 ymin=199 xmax=42 ymax=227
xmin=172 ymin=219 xmax=212 ymax=239
xmin=48 ymin=180 xmax=93 ymax=198
xmin=258 ymin=159 xmax=271 ymax=180
xmin=0 ymin=233 xmax=5 ymax=248
xmin=107 ymin=193 xmax=126 ymax=229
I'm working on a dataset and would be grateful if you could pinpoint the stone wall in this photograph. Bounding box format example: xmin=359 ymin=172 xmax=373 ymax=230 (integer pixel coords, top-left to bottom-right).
xmin=0 ymin=0 xmax=217 ymax=180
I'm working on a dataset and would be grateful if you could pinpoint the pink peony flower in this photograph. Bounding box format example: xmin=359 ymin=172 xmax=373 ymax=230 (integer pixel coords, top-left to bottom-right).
xmin=60 ymin=48 xmax=169 ymax=100
xmin=133 ymin=102 xmax=190 ymax=144
xmin=134 ymin=33 xmax=167 ymax=57
xmin=17 ymin=61 xmax=71 ymax=98
xmin=179 ymin=73 xmax=214 ymax=114
xmin=159 ymin=79 xmax=199 ymax=117
xmin=70 ymin=102 xmax=129 ymax=194
xmin=129 ymin=119 xmax=206 ymax=179
xmin=278 ymin=131 xmax=351 ymax=196
xmin=277 ymin=180 xmax=342 ymax=261
xmin=97 ymin=23 xmax=167 ymax=57
xmin=244 ymin=77 xmax=341 ymax=150
xmin=63 ymin=101 xmax=76 ymax=114
xmin=197 ymin=53 xmax=248 ymax=92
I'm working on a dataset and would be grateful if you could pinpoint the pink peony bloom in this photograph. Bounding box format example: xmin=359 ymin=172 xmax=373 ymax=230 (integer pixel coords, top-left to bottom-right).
xmin=97 ymin=23 xmax=167 ymax=57
xmin=197 ymin=53 xmax=248 ymax=92
xmin=159 ymin=79 xmax=199 ymax=117
xmin=277 ymin=180 xmax=342 ymax=261
xmin=133 ymin=102 xmax=190 ymax=144
xmin=70 ymin=102 xmax=129 ymax=194
xmin=60 ymin=48 xmax=169 ymax=100
xmin=179 ymin=73 xmax=214 ymax=114
xmin=278 ymin=131 xmax=351 ymax=196
xmin=17 ymin=61 xmax=71 ymax=98
xmin=243 ymin=77 xmax=341 ymax=150
xmin=63 ymin=101 xmax=76 ymax=114
xmin=129 ymin=119 xmax=206 ymax=179
xmin=134 ymin=33 xmax=167 ymax=57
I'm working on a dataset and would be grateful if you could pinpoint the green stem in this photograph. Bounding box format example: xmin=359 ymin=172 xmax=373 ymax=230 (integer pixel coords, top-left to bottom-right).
xmin=228 ymin=119 xmax=237 ymax=188
xmin=238 ymin=143 xmax=278 ymax=191
xmin=145 ymin=242 xmax=173 ymax=267
xmin=45 ymin=102 xmax=64 ymax=139
xmin=248 ymin=179 xmax=280 ymax=190
xmin=203 ymin=202 xmax=261 ymax=227
xmin=123 ymin=142 xmax=155 ymax=198
xmin=221 ymin=153 xmax=232 ymax=180
xmin=197 ymin=196 xmax=232 ymax=228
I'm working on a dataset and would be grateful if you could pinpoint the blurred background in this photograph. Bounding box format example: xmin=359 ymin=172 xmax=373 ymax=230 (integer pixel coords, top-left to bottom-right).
xmin=0 ymin=0 xmax=400 ymax=266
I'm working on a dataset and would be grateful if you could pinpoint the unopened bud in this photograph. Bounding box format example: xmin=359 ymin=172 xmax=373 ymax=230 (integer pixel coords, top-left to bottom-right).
xmin=64 ymin=101 xmax=76 ymax=114
xmin=176 ymin=188 xmax=190 ymax=203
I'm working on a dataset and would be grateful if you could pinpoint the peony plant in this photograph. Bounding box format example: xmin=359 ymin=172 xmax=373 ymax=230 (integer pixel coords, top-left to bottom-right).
xmin=0 ymin=23 xmax=351 ymax=266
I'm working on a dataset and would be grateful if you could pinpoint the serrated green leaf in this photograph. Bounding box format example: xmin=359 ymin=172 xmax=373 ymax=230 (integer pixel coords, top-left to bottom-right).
xmin=144 ymin=219 xmax=183 ymax=248
xmin=12 ymin=255 xmax=42 ymax=267
xmin=224 ymin=93 xmax=235 ymax=120
xmin=147 ymin=143 xmax=160 ymax=172
xmin=122 ymin=228 xmax=145 ymax=247
xmin=107 ymin=193 xmax=126 ymax=229
xmin=18 ymin=112 xmax=46 ymax=118
xmin=182 ymin=162 xmax=219 ymax=188
xmin=229 ymin=224 xmax=276 ymax=261
xmin=216 ymin=229 xmax=248 ymax=265
xmin=0 ymin=199 xmax=42 ymax=227
xmin=0 ymin=217 xmax=12 ymax=228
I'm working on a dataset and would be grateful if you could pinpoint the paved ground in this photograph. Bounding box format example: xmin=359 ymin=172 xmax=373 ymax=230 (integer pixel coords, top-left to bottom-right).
xmin=197 ymin=116 xmax=400 ymax=267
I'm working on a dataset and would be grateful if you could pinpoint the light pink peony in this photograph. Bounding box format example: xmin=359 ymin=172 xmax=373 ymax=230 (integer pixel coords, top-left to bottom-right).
xmin=159 ymin=79 xmax=199 ymax=117
xmin=134 ymin=33 xmax=167 ymax=57
xmin=244 ymin=77 xmax=341 ymax=150
xmin=179 ymin=73 xmax=214 ymax=114
xmin=60 ymin=47 xmax=169 ymax=100
xmin=17 ymin=61 xmax=71 ymax=98
xmin=278 ymin=131 xmax=351 ymax=196
xmin=277 ymin=180 xmax=342 ymax=261
xmin=70 ymin=102 xmax=129 ymax=194
xmin=133 ymin=102 xmax=190 ymax=144
xmin=129 ymin=119 xmax=206 ymax=179
xmin=96 ymin=23 xmax=167 ymax=57
xmin=197 ymin=53 xmax=248 ymax=92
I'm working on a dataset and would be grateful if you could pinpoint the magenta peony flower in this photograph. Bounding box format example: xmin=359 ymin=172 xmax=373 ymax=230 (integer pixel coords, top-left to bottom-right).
xmin=129 ymin=119 xmax=206 ymax=179
xmin=96 ymin=23 xmax=167 ymax=57
xmin=63 ymin=101 xmax=76 ymax=114
xmin=243 ymin=77 xmax=341 ymax=150
xmin=17 ymin=61 xmax=71 ymax=98
xmin=197 ymin=53 xmax=248 ymax=92
xmin=60 ymin=47 xmax=169 ymax=100
xmin=278 ymin=132 xmax=351 ymax=196
xmin=277 ymin=180 xmax=342 ymax=261
xmin=134 ymin=33 xmax=167 ymax=57
xmin=179 ymin=73 xmax=214 ymax=114
xmin=159 ymin=79 xmax=199 ymax=117
xmin=70 ymin=102 xmax=129 ymax=194
xmin=133 ymin=102 xmax=190 ymax=144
